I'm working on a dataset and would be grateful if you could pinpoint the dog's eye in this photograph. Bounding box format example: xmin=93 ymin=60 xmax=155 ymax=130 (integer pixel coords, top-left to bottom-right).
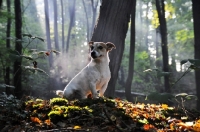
xmin=91 ymin=46 xmax=94 ymax=50
xmin=98 ymin=46 xmax=103 ymax=49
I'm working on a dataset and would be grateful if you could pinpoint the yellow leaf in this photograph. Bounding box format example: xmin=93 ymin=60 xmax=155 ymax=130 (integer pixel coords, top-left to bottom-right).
xmin=74 ymin=125 xmax=81 ymax=129
xmin=161 ymin=104 xmax=168 ymax=109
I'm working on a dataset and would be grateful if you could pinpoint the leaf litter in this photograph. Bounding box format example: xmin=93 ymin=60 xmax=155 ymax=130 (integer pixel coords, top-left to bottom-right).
xmin=0 ymin=94 xmax=200 ymax=132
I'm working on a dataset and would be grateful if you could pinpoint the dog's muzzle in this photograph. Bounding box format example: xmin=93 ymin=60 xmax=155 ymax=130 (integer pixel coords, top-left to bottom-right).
xmin=91 ymin=51 xmax=97 ymax=59
xmin=91 ymin=51 xmax=102 ymax=59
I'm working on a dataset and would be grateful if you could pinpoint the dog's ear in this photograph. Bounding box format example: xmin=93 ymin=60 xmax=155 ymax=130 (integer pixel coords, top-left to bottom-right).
xmin=106 ymin=42 xmax=116 ymax=51
xmin=89 ymin=41 xmax=94 ymax=47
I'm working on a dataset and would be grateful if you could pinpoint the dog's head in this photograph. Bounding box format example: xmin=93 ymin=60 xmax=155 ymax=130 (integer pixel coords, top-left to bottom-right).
xmin=89 ymin=41 xmax=116 ymax=59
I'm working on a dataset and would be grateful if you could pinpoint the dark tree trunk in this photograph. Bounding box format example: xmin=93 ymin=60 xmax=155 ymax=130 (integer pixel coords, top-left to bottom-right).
xmin=145 ymin=3 xmax=150 ymax=49
xmin=155 ymin=0 xmax=170 ymax=93
xmin=125 ymin=1 xmax=136 ymax=102
xmin=44 ymin=0 xmax=53 ymax=68
xmin=14 ymin=0 xmax=22 ymax=98
xmin=53 ymin=0 xmax=59 ymax=50
xmin=138 ymin=0 xmax=143 ymax=45
xmin=0 ymin=0 xmax=2 ymax=9
xmin=60 ymin=0 xmax=64 ymax=50
xmin=66 ymin=0 xmax=76 ymax=53
xmin=82 ymin=0 xmax=90 ymax=41
xmin=155 ymin=27 xmax=163 ymax=92
xmin=91 ymin=0 xmax=98 ymax=31
xmin=6 ymin=0 xmax=11 ymax=95
xmin=91 ymin=0 xmax=133 ymax=97
xmin=192 ymin=0 xmax=200 ymax=111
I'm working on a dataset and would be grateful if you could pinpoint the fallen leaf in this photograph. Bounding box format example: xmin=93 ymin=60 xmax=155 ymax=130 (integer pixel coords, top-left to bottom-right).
xmin=74 ymin=125 xmax=81 ymax=129
xmin=31 ymin=117 xmax=42 ymax=124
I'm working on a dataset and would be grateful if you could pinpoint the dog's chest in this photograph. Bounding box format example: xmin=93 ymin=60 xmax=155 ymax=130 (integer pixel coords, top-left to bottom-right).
xmin=97 ymin=68 xmax=110 ymax=84
xmin=89 ymin=62 xmax=111 ymax=86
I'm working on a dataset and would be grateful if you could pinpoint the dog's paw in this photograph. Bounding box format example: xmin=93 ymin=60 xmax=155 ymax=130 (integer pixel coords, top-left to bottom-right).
xmin=92 ymin=93 xmax=99 ymax=99
xmin=56 ymin=90 xmax=64 ymax=97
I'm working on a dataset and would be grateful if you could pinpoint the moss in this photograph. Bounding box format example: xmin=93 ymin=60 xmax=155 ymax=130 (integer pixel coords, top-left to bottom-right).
xmin=47 ymin=105 xmax=94 ymax=123
xmin=32 ymin=103 xmax=44 ymax=109
xmin=48 ymin=110 xmax=63 ymax=122
xmin=50 ymin=98 xmax=68 ymax=106
xmin=25 ymin=99 xmax=34 ymax=106
xmin=35 ymin=98 xmax=44 ymax=103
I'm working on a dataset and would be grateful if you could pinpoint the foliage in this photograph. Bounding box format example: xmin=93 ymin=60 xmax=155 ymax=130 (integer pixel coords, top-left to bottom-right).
xmin=1 ymin=95 xmax=200 ymax=131
xmin=151 ymin=2 xmax=176 ymax=28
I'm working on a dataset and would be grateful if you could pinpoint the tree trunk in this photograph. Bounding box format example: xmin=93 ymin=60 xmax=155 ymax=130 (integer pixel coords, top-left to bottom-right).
xmin=53 ymin=0 xmax=59 ymax=50
xmin=155 ymin=0 xmax=170 ymax=93
xmin=82 ymin=0 xmax=90 ymax=41
xmin=60 ymin=0 xmax=65 ymax=50
xmin=91 ymin=0 xmax=98 ymax=31
xmin=192 ymin=0 xmax=200 ymax=111
xmin=6 ymin=0 xmax=11 ymax=95
xmin=14 ymin=0 xmax=22 ymax=98
xmin=0 ymin=0 xmax=2 ymax=9
xmin=155 ymin=27 xmax=163 ymax=92
xmin=91 ymin=0 xmax=133 ymax=97
xmin=125 ymin=1 xmax=136 ymax=102
xmin=66 ymin=0 xmax=76 ymax=53
xmin=145 ymin=2 xmax=150 ymax=49
xmin=44 ymin=0 xmax=53 ymax=68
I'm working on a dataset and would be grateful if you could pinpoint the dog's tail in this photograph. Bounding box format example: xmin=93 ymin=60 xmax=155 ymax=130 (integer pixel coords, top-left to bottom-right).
xmin=56 ymin=90 xmax=64 ymax=97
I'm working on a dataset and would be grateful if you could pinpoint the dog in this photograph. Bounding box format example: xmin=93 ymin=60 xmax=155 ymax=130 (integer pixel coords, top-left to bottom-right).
xmin=56 ymin=41 xmax=116 ymax=100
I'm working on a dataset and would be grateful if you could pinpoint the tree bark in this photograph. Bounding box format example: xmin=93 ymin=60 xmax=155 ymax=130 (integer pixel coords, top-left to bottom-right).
xmin=0 ymin=0 xmax=2 ymax=10
xmin=53 ymin=0 xmax=59 ymax=50
xmin=125 ymin=0 xmax=136 ymax=102
xmin=82 ymin=0 xmax=90 ymax=41
xmin=192 ymin=0 xmax=200 ymax=111
xmin=155 ymin=27 xmax=163 ymax=92
xmin=91 ymin=0 xmax=98 ymax=31
xmin=44 ymin=0 xmax=53 ymax=68
xmin=91 ymin=0 xmax=133 ymax=97
xmin=66 ymin=0 xmax=76 ymax=53
xmin=155 ymin=0 xmax=170 ymax=93
xmin=60 ymin=0 xmax=64 ymax=50
xmin=6 ymin=0 xmax=11 ymax=95
xmin=14 ymin=0 xmax=22 ymax=98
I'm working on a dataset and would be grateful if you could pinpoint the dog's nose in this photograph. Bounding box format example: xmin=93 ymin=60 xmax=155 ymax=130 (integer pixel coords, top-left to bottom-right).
xmin=91 ymin=51 xmax=95 ymax=55
xmin=91 ymin=51 xmax=96 ymax=58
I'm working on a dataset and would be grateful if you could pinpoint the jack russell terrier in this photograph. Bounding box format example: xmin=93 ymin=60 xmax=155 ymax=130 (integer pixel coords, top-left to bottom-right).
xmin=56 ymin=41 xmax=116 ymax=100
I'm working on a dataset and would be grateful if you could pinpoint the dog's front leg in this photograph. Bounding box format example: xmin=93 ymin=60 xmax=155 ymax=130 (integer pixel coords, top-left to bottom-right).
xmin=99 ymin=82 xmax=108 ymax=97
xmin=89 ymin=83 xmax=98 ymax=98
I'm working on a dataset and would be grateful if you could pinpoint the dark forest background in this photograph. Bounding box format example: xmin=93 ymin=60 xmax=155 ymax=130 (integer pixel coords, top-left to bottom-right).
xmin=0 ymin=0 xmax=200 ymax=110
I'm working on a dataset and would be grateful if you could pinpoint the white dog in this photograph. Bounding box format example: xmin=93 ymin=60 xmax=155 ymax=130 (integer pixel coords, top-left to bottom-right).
xmin=56 ymin=41 xmax=116 ymax=100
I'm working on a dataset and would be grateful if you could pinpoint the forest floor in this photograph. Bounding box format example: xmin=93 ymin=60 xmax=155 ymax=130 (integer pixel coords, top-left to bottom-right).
xmin=0 ymin=93 xmax=200 ymax=132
